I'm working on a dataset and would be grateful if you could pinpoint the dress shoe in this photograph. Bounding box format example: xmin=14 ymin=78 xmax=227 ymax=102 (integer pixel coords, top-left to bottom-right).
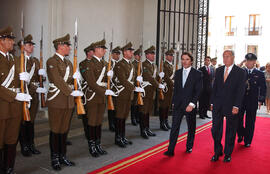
xmin=160 ymin=121 xmax=169 ymax=131
xmin=223 ymin=155 xmax=231 ymax=162
xmin=88 ymin=140 xmax=100 ymax=157
xmin=122 ymin=137 xmax=133 ymax=145
xmin=186 ymin=148 xmax=192 ymax=153
xmin=146 ymin=128 xmax=156 ymax=136
xmin=164 ymin=151 xmax=174 ymax=157
xmin=21 ymin=145 xmax=32 ymax=157
xmin=204 ymin=115 xmax=211 ymax=119
xmin=238 ymin=136 xmax=243 ymax=143
xmin=29 ymin=144 xmax=41 ymax=155
xmin=211 ymin=152 xmax=223 ymax=162
xmin=244 ymin=144 xmax=251 ymax=147
xmin=95 ymin=140 xmax=108 ymax=155
xmin=59 ymin=155 xmax=75 ymax=166
xmin=66 ymin=140 xmax=72 ymax=146
xmin=199 ymin=116 xmax=205 ymax=119
xmin=140 ymin=130 xmax=149 ymax=139
xmin=51 ymin=153 xmax=61 ymax=171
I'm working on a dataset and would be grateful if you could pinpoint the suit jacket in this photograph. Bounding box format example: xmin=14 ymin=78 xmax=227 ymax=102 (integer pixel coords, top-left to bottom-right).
xmin=242 ymin=68 xmax=266 ymax=109
xmin=198 ymin=66 xmax=213 ymax=93
xmin=172 ymin=67 xmax=203 ymax=110
xmin=114 ymin=59 xmax=135 ymax=100
xmin=46 ymin=54 xmax=74 ymax=109
xmin=142 ymin=60 xmax=159 ymax=100
xmin=83 ymin=57 xmax=107 ymax=104
xmin=0 ymin=53 xmax=22 ymax=119
xmin=211 ymin=65 xmax=246 ymax=116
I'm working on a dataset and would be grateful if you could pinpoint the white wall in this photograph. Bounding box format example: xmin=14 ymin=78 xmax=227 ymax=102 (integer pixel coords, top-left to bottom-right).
xmin=0 ymin=0 xmax=159 ymax=63
xmin=208 ymin=0 xmax=270 ymax=66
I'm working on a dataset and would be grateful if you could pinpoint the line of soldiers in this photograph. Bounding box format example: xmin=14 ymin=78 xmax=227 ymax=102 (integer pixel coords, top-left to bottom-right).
xmin=0 ymin=25 xmax=176 ymax=173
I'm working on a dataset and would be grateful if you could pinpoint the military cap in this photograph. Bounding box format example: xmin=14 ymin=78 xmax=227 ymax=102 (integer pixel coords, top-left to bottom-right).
xmin=92 ymin=39 xmax=107 ymax=49
xmin=84 ymin=43 xmax=95 ymax=53
xmin=165 ymin=48 xmax=175 ymax=56
xmin=112 ymin=46 xmax=121 ymax=54
xmin=245 ymin=53 xmax=257 ymax=60
xmin=17 ymin=34 xmax=35 ymax=47
xmin=121 ymin=42 xmax=134 ymax=52
xmin=134 ymin=48 xmax=142 ymax=56
xmin=144 ymin=45 xmax=156 ymax=54
xmin=53 ymin=34 xmax=71 ymax=46
xmin=211 ymin=57 xmax=217 ymax=61
xmin=0 ymin=26 xmax=15 ymax=39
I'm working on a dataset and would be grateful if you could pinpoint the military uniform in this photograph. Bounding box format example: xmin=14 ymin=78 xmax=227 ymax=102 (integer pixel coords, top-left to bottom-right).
xmin=237 ymin=53 xmax=266 ymax=147
xmin=0 ymin=26 xmax=25 ymax=174
xmin=80 ymin=39 xmax=108 ymax=157
xmin=17 ymin=35 xmax=42 ymax=157
xmin=130 ymin=48 xmax=142 ymax=126
xmin=107 ymin=46 xmax=121 ymax=132
xmin=79 ymin=43 xmax=94 ymax=141
xmin=140 ymin=46 xmax=159 ymax=138
xmin=46 ymin=34 xmax=75 ymax=170
xmin=114 ymin=42 xmax=135 ymax=148
xmin=159 ymin=48 xmax=174 ymax=131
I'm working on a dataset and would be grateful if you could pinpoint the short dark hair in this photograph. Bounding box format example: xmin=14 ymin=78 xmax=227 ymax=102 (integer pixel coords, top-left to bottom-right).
xmin=181 ymin=52 xmax=193 ymax=62
xmin=205 ymin=56 xmax=211 ymax=60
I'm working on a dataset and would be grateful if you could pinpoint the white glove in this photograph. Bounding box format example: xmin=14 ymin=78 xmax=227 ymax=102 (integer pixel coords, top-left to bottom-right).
xmin=73 ymin=71 xmax=82 ymax=80
xmin=135 ymin=87 xmax=145 ymax=93
xmin=105 ymin=89 xmax=117 ymax=96
xmin=136 ymin=76 xmax=143 ymax=83
xmin=19 ymin=72 xmax=30 ymax=83
xmin=15 ymin=93 xmax=32 ymax=102
xmin=38 ymin=69 xmax=47 ymax=77
xmin=159 ymin=72 xmax=165 ymax=78
xmin=36 ymin=87 xmax=47 ymax=93
xmin=107 ymin=70 xmax=114 ymax=78
xmin=159 ymin=84 xmax=165 ymax=89
xmin=70 ymin=90 xmax=84 ymax=97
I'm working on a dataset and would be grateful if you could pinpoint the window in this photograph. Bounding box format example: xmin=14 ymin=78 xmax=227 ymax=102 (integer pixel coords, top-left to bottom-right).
xmin=248 ymin=14 xmax=260 ymax=35
xmin=225 ymin=16 xmax=236 ymax=36
xmin=247 ymin=45 xmax=258 ymax=55
xmin=224 ymin=45 xmax=234 ymax=51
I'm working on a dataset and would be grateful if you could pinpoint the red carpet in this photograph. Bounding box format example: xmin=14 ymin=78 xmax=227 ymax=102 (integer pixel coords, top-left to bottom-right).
xmin=90 ymin=117 xmax=270 ymax=174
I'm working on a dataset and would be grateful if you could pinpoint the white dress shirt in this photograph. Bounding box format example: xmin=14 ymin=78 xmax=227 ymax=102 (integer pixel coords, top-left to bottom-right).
xmin=56 ymin=53 xmax=65 ymax=61
xmin=182 ymin=66 xmax=195 ymax=108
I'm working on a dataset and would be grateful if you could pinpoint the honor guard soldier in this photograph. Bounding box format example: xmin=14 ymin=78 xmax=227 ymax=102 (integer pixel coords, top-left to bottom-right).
xmin=130 ymin=48 xmax=142 ymax=126
xmin=81 ymin=39 xmax=115 ymax=157
xmin=140 ymin=46 xmax=165 ymax=139
xmin=17 ymin=35 xmax=46 ymax=157
xmin=46 ymin=34 xmax=83 ymax=170
xmin=237 ymin=53 xmax=266 ymax=147
xmin=159 ymin=48 xmax=174 ymax=131
xmin=114 ymin=42 xmax=144 ymax=147
xmin=79 ymin=43 xmax=95 ymax=141
xmin=0 ymin=26 xmax=32 ymax=174
xmin=107 ymin=46 xmax=121 ymax=132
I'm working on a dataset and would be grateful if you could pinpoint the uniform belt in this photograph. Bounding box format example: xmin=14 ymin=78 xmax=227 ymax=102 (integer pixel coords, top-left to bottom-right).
xmin=8 ymin=88 xmax=21 ymax=93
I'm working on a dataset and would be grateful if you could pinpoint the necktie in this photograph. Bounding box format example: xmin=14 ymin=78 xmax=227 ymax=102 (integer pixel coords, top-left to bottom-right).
xmin=224 ymin=67 xmax=229 ymax=82
xmin=248 ymin=70 xmax=251 ymax=74
xmin=207 ymin=67 xmax=210 ymax=75
xmin=183 ymin=69 xmax=187 ymax=87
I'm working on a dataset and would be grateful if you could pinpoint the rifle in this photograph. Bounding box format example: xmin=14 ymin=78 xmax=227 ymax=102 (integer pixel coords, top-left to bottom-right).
xmin=107 ymin=30 xmax=114 ymax=110
xmin=73 ymin=18 xmax=86 ymax=115
xmin=39 ymin=25 xmax=46 ymax=107
xmin=159 ymin=41 xmax=165 ymax=100
xmin=137 ymin=45 xmax=143 ymax=106
xmin=20 ymin=12 xmax=31 ymax=121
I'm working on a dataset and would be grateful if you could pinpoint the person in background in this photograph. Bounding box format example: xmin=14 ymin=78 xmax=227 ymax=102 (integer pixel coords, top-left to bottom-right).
xmin=264 ymin=63 xmax=270 ymax=114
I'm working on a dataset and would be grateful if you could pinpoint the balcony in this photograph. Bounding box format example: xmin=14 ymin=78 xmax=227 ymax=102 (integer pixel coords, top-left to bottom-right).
xmin=225 ymin=27 xmax=237 ymax=36
xmin=245 ymin=27 xmax=262 ymax=36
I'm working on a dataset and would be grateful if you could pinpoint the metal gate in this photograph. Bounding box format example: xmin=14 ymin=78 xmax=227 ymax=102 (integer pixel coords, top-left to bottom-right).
xmin=155 ymin=0 xmax=209 ymax=68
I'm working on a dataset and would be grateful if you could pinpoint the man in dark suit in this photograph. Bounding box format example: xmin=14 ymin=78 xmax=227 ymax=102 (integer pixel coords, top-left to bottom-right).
xmin=164 ymin=52 xmax=202 ymax=156
xmin=210 ymin=50 xmax=246 ymax=163
xmin=237 ymin=53 xmax=266 ymax=147
xmin=199 ymin=56 xmax=213 ymax=119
